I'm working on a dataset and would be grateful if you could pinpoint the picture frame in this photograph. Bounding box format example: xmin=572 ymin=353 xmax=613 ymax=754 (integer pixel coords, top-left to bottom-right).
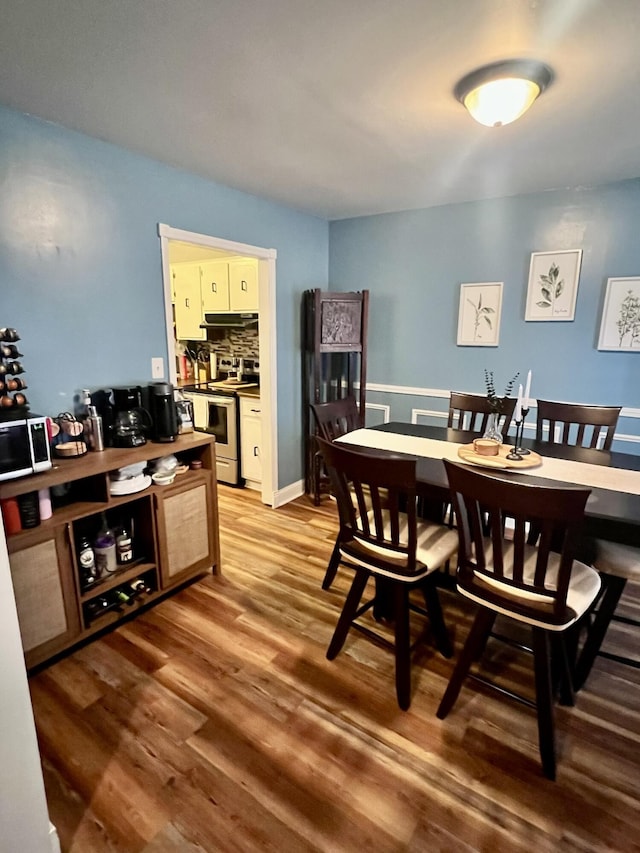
xmin=525 ymin=249 xmax=583 ymax=321
xmin=457 ymin=282 xmax=503 ymax=347
xmin=597 ymin=276 xmax=640 ymax=351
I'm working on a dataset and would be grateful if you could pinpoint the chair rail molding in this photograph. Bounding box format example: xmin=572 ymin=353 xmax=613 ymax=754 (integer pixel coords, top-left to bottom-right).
xmin=365 ymin=382 xmax=639 ymax=448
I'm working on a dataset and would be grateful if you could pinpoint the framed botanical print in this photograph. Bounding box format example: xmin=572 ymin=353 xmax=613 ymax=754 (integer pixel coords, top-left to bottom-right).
xmin=457 ymin=282 xmax=503 ymax=346
xmin=598 ymin=276 xmax=640 ymax=351
xmin=525 ymin=249 xmax=582 ymax=321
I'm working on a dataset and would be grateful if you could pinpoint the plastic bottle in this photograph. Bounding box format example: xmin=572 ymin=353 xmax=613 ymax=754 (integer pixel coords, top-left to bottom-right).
xmin=94 ymin=514 xmax=117 ymax=577
xmin=38 ymin=488 xmax=52 ymax=520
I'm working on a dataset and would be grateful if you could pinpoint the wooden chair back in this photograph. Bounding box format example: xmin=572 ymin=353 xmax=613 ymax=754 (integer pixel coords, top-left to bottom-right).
xmin=535 ymin=400 xmax=621 ymax=450
xmin=448 ymin=392 xmax=516 ymax=436
xmin=317 ymin=436 xmax=418 ymax=575
xmin=444 ymin=460 xmax=590 ymax=626
xmin=310 ymin=397 xmax=362 ymax=442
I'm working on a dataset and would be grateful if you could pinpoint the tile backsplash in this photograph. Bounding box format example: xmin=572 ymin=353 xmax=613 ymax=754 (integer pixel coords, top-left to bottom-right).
xmin=212 ymin=326 xmax=260 ymax=360
xmin=177 ymin=325 xmax=260 ymax=364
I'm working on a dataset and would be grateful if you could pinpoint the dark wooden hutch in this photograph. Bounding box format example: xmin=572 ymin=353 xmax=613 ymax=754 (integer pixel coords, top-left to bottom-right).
xmin=302 ymin=288 xmax=369 ymax=502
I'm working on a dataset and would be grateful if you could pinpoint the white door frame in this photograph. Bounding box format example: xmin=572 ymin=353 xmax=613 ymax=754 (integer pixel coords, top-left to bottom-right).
xmin=158 ymin=223 xmax=278 ymax=505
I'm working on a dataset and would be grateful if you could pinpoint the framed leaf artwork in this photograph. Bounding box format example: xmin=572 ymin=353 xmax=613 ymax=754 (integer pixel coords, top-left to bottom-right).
xmin=525 ymin=249 xmax=583 ymax=321
xmin=597 ymin=276 xmax=640 ymax=351
xmin=457 ymin=282 xmax=503 ymax=346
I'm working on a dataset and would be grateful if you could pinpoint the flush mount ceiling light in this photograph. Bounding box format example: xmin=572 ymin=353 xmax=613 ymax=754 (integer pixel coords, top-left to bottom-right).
xmin=454 ymin=59 xmax=553 ymax=127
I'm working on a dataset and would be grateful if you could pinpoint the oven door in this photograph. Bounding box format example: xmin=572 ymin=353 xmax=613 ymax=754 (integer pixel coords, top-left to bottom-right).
xmin=194 ymin=395 xmax=237 ymax=460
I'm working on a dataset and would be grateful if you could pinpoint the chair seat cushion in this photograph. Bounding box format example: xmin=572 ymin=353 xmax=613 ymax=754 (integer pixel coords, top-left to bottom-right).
xmin=460 ymin=540 xmax=601 ymax=630
xmin=593 ymin=539 xmax=640 ymax=581
xmin=340 ymin=511 xmax=458 ymax=581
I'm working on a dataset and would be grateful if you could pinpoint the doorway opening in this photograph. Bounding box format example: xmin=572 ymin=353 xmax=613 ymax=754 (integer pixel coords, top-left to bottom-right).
xmin=158 ymin=223 xmax=278 ymax=505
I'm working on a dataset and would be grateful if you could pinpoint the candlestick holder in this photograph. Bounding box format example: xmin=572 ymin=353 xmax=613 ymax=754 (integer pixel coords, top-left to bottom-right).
xmin=516 ymin=407 xmax=531 ymax=455
xmin=506 ymin=421 xmax=523 ymax=461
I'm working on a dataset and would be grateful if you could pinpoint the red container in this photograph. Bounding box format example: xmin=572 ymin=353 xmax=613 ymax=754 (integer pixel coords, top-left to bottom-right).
xmin=1 ymin=498 xmax=22 ymax=535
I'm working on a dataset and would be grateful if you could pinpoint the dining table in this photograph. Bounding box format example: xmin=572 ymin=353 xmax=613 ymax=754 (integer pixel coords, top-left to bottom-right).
xmin=336 ymin=422 xmax=640 ymax=550
xmin=334 ymin=421 xmax=640 ymax=675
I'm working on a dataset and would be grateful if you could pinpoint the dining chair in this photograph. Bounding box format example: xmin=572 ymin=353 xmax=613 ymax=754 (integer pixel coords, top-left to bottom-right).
xmin=311 ymin=397 xmax=363 ymax=590
xmin=311 ymin=396 xmax=362 ymax=442
xmin=317 ymin=436 xmax=459 ymax=710
xmin=535 ymin=400 xmax=621 ymax=450
xmin=437 ymin=460 xmax=600 ymax=780
xmin=573 ymin=539 xmax=640 ymax=689
xmin=533 ymin=399 xmax=629 ymax=682
xmin=448 ymin=391 xmax=517 ymax=438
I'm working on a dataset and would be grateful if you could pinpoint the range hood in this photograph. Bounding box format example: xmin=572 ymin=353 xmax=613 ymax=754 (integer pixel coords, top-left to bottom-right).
xmin=200 ymin=313 xmax=259 ymax=329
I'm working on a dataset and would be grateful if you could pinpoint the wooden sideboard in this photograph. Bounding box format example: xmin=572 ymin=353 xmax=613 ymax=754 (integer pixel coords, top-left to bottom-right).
xmin=0 ymin=432 xmax=220 ymax=670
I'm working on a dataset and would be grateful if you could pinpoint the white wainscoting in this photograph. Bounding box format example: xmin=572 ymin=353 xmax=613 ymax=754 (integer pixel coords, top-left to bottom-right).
xmin=364 ymin=402 xmax=390 ymax=424
xmin=365 ymin=384 xmax=640 ymax=448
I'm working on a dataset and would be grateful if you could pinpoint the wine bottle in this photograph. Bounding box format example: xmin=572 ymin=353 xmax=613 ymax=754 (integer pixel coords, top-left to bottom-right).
xmin=130 ymin=578 xmax=152 ymax=595
xmin=85 ymin=596 xmax=110 ymax=619
xmin=115 ymin=588 xmax=131 ymax=604
xmin=78 ymin=536 xmax=98 ymax=588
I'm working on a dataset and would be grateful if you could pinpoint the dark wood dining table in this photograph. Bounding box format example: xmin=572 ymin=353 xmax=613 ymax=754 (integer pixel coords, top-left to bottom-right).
xmin=336 ymin=422 xmax=640 ymax=625
xmin=349 ymin=422 xmax=640 ymax=549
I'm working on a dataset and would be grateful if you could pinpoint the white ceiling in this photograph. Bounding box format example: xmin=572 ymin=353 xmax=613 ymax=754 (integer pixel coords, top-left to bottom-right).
xmin=1 ymin=0 xmax=639 ymax=221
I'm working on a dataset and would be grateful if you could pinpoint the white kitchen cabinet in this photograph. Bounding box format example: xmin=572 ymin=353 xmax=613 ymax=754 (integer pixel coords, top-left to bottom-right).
xmin=200 ymin=260 xmax=230 ymax=312
xmin=240 ymin=396 xmax=262 ymax=487
xmin=173 ymin=262 xmax=206 ymax=340
xmin=229 ymin=259 xmax=259 ymax=312
xmin=171 ymin=257 xmax=258 ymax=336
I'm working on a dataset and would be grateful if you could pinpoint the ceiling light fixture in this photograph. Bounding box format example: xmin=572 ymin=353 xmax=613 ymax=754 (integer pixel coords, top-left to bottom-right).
xmin=454 ymin=59 xmax=553 ymax=128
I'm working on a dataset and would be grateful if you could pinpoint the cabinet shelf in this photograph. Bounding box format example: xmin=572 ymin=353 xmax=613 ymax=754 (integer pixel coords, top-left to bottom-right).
xmin=82 ymin=584 xmax=156 ymax=629
xmin=79 ymin=560 xmax=155 ymax=601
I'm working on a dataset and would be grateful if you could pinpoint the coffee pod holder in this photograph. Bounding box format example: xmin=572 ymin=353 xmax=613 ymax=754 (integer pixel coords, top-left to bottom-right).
xmin=0 ymin=327 xmax=28 ymax=412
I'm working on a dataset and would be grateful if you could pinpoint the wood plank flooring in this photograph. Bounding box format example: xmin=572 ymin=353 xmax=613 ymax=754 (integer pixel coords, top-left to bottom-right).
xmin=29 ymin=486 xmax=640 ymax=852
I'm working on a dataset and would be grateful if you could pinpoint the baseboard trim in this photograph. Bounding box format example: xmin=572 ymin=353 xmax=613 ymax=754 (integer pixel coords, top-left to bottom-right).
xmin=273 ymin=479 xmax=305 ymax=508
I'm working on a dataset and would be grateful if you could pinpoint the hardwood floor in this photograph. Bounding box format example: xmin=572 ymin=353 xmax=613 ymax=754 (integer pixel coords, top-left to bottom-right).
xmin=29 ymin=486 xmax=640 ymax=852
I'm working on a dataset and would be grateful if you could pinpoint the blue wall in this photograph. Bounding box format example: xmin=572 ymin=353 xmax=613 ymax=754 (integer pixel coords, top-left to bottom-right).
xmin=330 ymin=183 xmax=640 ymax=451
xmin=2 ymin=102 xmax=639 ymax=487
xmin=0 ymin=106 xmax=329 ymax=487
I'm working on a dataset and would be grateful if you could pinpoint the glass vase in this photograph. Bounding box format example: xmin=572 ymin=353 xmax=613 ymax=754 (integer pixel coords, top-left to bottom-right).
xmin=482 ymin=412 xmax=503 ymax=444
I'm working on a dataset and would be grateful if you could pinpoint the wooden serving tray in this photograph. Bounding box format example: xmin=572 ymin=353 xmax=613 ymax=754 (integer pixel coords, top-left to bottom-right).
xmin=458 ymin=443 xmax=543 ymax=470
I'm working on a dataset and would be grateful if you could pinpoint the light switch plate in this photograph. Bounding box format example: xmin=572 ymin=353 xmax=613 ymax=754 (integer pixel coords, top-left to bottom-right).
xmin=151 ymin=357 xmax=165 ymax=379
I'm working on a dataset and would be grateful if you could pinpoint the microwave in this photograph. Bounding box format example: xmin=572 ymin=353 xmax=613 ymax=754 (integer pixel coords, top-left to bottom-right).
xmin=0 ymin=413 xmax=52 ymax=482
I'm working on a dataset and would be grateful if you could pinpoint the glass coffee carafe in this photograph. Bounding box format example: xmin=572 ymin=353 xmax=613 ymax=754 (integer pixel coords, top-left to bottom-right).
xmin=112 ymin=386 xmax=151 ymax=447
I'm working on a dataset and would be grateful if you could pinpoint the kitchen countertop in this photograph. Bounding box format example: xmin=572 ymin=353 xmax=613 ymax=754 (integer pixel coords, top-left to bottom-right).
xmin=181 ymin=381 xmax=260 ymax=397
xmin=236 ymin=387 xmax=260 ymax=399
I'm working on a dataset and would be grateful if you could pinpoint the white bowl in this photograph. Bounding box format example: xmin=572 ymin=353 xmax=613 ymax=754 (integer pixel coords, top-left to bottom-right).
xmin=152 ymin=471 xmax=176 ymax=486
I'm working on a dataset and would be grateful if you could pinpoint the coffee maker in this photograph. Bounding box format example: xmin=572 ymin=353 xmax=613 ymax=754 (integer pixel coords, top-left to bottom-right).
xmin=148 ymin=382 xmax=178 ymax=442
xmin=112 ymin=386 xmax=150 ymax=447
